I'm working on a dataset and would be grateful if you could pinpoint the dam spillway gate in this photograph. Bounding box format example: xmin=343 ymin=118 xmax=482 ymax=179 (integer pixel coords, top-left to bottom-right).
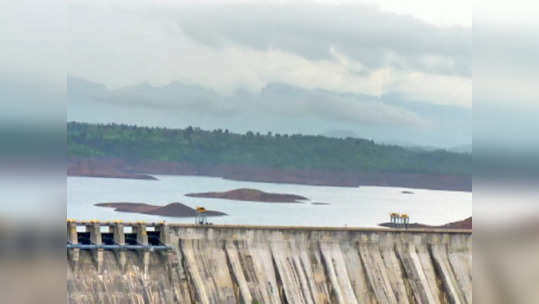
xmin=67 ymin=220 xmax=171 ymax=251
xmin=67 ymin=222 xmax=472 ymax=304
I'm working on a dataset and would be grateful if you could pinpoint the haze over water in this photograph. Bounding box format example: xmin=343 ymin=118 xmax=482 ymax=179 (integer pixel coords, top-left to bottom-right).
xmin=68 ymin=175 xmax=471 ymax=227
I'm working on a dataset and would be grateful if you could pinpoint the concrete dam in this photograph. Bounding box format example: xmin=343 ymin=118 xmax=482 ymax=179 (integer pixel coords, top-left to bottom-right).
xmin=67 ymin=221 xmax=472 ymax=304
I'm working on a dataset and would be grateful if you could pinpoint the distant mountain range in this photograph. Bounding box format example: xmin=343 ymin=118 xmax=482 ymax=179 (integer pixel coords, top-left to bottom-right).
xmin=322 ymin=129 xmax=471 ymax=154
xmin=68 ymin=76 xmax=471 ymax=148
xmin=448 ymin=144 xmax=472 ymax=153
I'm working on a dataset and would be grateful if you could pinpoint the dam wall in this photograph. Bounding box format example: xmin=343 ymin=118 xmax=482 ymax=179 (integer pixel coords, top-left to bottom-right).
xmin=67 ymin=222 xmax=472 ymax=304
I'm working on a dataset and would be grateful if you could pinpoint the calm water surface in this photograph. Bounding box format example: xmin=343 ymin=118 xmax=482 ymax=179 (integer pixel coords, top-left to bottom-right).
xmin=68 ymin=175 xmax=471 ymax=228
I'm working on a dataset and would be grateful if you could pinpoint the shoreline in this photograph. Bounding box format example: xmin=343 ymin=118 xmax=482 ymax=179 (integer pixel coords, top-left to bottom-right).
xmin=67 ymin=171 xmax=472 ymax=192
xmin=68 ymin=172 xmax=158 ymax=180
xmin=68 ymin=158 xmax=471 ymax=192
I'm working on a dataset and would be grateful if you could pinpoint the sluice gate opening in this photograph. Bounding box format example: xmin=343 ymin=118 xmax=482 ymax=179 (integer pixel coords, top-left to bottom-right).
xmin=66 ymin=220 xmax=171 ymax=251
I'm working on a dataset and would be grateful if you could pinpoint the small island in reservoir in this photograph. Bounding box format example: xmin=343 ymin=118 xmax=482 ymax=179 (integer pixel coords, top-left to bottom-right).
xmin=95 ymin=202 xmax=227 ymax=217
xmin=379 ymin=216 xmax=472 ymax=230
xmin=311 ymin=202 xmax=330 ymax=205
xmin=185 ymin=188 xmax=308 ymax=203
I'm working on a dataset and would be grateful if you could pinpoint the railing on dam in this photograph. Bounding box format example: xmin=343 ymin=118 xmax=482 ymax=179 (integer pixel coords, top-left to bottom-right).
xmin=163 ymin=223 xmax=472 ymax=234
xmin=66 ymin=220 xmax=471 ymax=251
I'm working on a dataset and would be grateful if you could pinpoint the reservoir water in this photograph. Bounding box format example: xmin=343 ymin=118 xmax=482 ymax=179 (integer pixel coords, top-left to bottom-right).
xmin=68 ymin=175 xmax=471 ymax=227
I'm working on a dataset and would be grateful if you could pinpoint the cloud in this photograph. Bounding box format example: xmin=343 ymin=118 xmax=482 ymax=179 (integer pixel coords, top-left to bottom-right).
xmin=68 ymin=1 xmax=471 ymax=108
xmin=474 ymin=23 xmax=539 ymax=109
xmin=255 ymin=84 xmax=427 ymax=126
xmin=474 ymin=12 xmax=539 ymax=147
xmin=175 ymin=3 xmax=471 ymax=76
xmin=1 ymin=0 xmax=66 ymax=124
xmin=69 ymin=77 xmax=426 ymax=127
xmin=67 ymin=0 xmax=471 ymax=147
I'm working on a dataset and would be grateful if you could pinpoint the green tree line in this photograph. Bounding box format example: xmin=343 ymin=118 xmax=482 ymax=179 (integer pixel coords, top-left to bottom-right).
xmin=68 ymin=122 xmax=471 ymax=176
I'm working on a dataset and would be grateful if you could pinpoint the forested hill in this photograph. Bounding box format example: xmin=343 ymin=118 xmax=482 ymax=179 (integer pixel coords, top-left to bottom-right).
xmin=68 ymin=122 xmax=471 ymax=176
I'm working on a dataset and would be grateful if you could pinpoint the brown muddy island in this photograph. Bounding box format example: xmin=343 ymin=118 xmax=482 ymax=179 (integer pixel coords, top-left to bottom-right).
xmin=185 ymin=188 xmax=308 ymax=203
xmin=95 ymin=202 xmax=226 ymax=217
xmin=380 ymin=216 xmax=472 ymax=230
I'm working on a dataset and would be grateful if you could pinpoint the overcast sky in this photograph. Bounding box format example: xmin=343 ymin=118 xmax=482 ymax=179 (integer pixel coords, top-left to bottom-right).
xmin=64 ymin=0 xmax=476 ymax=148
xmin=5 ymin=0 xmax=537 ymax=149
xmin=68 ymin=1 xmax=471 ymax=105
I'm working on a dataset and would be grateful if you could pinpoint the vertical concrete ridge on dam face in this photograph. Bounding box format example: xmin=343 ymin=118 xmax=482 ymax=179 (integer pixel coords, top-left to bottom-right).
xmin=67 ymin=224 xmax=472 ymax=304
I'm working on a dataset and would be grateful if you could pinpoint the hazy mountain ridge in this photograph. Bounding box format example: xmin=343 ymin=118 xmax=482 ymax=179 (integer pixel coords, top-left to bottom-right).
xmin=68 ymin=76 xmax=471 ymax=148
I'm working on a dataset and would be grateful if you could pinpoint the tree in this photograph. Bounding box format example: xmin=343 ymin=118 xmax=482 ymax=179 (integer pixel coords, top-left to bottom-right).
xmin=67 ymin=122 xmax=472 ymax=176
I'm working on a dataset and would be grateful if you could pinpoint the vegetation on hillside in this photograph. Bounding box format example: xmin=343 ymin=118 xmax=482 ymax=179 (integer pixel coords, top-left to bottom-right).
xmin=68 ymin=122 xmax=471 ymax=176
